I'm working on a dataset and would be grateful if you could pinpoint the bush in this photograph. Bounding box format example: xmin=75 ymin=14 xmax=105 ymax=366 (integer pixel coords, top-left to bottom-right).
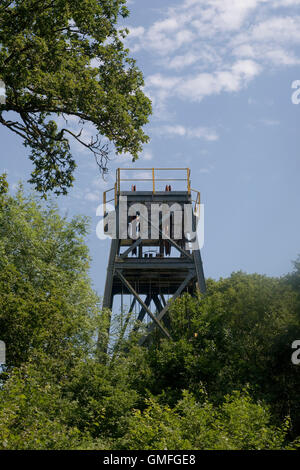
xmin=115 ymin=390 xmax=290 ymax=450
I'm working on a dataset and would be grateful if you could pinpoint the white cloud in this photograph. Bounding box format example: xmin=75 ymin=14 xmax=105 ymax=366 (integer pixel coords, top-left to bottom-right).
xmin=188 ymin=127 xmax=219 ymax=141
xmin=233 ymin=42 xmax=300 ymax=66
xmin=127 ymin=26 xmax=144 ymax=39
xmin=230 ymin=15 xmax=300 ymax=68
xmin=167 ymin=46 xmax=220 ymax=70
xmin=126 ymin=0 xmax=300 ymax=111
xmin=147 ymin=60 xmax=261 ymax=103
xmin=152 ymin=124 xmax=219 ymax=141
xmin=127 ymin=0 xmax=268 ymax=56
xmin=264 ymin=49 xmax=300 ymax=65
xmin=141 ymin=151 xmax=153 ymax=161
xmin=91 ymin=176 xmax=112 ymax=190
xmin=168 ymin=53 xmax=198 ymax=70
xmin=146 ymin=74 xmax=180 ymax=90
xmin=234 ymin=16 xmax=300 ymax=45
xmin=190 ymin=0 xmax=267 ymax=34
xmin=259 ymin=118 xmax=280 ymax=126
xmin=85 ymin=191 xmax=100 ymax=202
xmin=272 ymin=0 xmax=300 ymax=8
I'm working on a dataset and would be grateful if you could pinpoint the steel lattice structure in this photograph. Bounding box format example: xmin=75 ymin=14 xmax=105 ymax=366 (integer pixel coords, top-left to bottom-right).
xmin=101 ymin=168 xmax=206 ymax=348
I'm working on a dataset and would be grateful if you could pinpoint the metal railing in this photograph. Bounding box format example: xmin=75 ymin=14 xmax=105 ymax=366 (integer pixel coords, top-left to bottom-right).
xmin=115 ymin=168 xmax=191 ymax=194
xmin=103 ymin=185 xmax=116 ymax=216
xmin=103 ymin=168 xmax=201 ymax=217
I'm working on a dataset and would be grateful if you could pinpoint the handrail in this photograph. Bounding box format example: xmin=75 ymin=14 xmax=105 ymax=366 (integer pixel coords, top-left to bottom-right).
xmin=116 ymin=168 xmax=191 ymax=195
xmin=103 ymin=187 xmax=115 ymax=216
xmin=103 ymin=169 xmax=200 ymax=217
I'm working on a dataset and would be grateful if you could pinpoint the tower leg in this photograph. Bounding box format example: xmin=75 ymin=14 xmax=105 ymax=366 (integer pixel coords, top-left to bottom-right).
xmin=103 ymin=239 xmax=119 ymax=309
xmin=98 ymin=239 xmax=119 ymax=355
xmin=193 ymin=249 xmax=206 ymax=293
xmin=139 ymin=271 xmax=195 ymax=345
xmin=153 ymin=294 xmax=170 ymax=329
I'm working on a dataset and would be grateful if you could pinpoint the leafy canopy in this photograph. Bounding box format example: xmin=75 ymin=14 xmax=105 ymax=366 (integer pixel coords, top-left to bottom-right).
xmin=116 ymin=391 xmax=290 ymax=450
xmin=0 ymin=0 xmax=152 ymax=195
xmin=0 ymin=179 xmax=101 ymax=367
xmin=0 ymin=177 xmax=299 ymax=449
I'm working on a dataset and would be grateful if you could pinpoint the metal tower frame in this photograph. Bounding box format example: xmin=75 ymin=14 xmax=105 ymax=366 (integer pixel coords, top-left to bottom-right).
xmin=101 ymin=168 xmax=206 ymax=349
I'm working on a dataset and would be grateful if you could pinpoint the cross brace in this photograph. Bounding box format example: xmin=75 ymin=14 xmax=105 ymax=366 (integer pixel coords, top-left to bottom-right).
xmin=115 ymin=270 xmax=172 ymax=340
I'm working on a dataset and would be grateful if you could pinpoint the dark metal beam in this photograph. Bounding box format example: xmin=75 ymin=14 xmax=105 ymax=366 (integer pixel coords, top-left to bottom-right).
xmin=111 ymin=297 xmax=137 ymax=359
xmin=139 ymin=213 xmax=193 ymax=261
xmin=152 ymin=294 xmax=171 ymax=329
xmin=99 ymin=239 xmax=119 ymax=355
xmin=129 ymin=297 xmax=137 ymax=313
xmin=115 ymin=259 xmax=195 ymax=269
xmin=103 ymin=239 xmax=119 ymax=309
xmin=120 ymin=237 xmax=142 ymax=259
xmin=153 ymin=294 xmax=164 ymax=313
xmin=139 ymin=271 xmax=195 ymax=345
xmin=136 ymin=294 xmax=151 ymax=323
xmin=193 ymin=249 xmax=206 ymax=293
xmin=115 ymin=270 xmax=171 ymax=340
xmin=160 ymin=294 xmax=167 ymax=307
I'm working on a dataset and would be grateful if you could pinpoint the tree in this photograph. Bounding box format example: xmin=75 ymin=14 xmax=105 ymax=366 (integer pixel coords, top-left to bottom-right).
xmin=143 ymin=272 xmax=300 ymax=437
xmin=116 ymin=390 xmax=291 ymax=450
xmin=287 ymin=255 xmax=300 ymax=297
xmin=1 ymin=179 xmax=299 ymax=449
xmin=0 ymin=1 xmax=152 ymax=195
xmin=0 ymin=178 xmax=143 ymax=449
xmin=0 ymin=360 xmax=90 ymax=450
xmin=0 ymin=178 xmax=101 ymax=367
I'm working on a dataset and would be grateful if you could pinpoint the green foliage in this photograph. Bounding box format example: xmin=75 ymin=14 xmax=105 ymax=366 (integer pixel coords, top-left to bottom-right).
xmin=287 ymin=256 xmax=300 ymax=301
xmin=145 ymin=273 xmax=300 ymax=436
xmin=64 ymin=358 xmax=139 ymax=439
xmin=0 ymin=186 xmax=100 ymax=367
xmin=0 ymin=361 xmax=88 ymax=450
xmin=0 ymin=0 xmax=152 ymax=195
xmin=116 ymin=390 xmax=289 ymax=450
xmin=0 ymin=182 xmax=299 ymax=449
xmin=0 ymin=173 xmax=8 ymax=195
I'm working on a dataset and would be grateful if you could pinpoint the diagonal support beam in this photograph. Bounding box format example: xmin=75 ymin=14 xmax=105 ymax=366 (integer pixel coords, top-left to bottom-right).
xmin=131 ymin=294 xmax=151 ymax=335
xmin=128 ymin=297 xmax=137 ymax=313
xmin=111 ymin=298 xmax=137 ymax=360
xmin=139 ymin=271 xmax=195 ymax=345
xmin=153 ymin=294 xmax=170 ymax=329
xmin=160 ymin=294 xmax=167 ymax=307
xmin=120 ymin=237 xmax=142 ymax=259
xmin=149 ymin=271 xmax=195 ymax=324
xmin=115 ymin=270 xmax=171 ymax=340
xmin=136 ymin=294 xmax=151 ymax=323
xmin=193 ymin=249 xmax=206 ymax=293
xmin=140 ymin=213 xmax=193 ymax=260
xmin=164 ymin=235 xmax=193 ymax=260
xmin=153 ymin=294 xmax=164 ymax=314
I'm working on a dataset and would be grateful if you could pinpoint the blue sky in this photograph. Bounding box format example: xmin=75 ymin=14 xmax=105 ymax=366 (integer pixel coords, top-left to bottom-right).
xmin=1 ymin=0 xmax=300 ymax=298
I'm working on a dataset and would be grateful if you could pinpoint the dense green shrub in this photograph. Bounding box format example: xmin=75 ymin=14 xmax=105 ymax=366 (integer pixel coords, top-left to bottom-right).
xmin=0 ymin=179 xmax=299 ymax=450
